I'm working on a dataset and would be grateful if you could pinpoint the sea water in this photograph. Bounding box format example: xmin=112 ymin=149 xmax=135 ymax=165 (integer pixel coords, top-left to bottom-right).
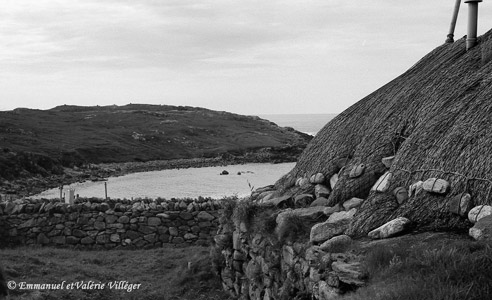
xmin=33 ymin=114 xmax=336 ymax=199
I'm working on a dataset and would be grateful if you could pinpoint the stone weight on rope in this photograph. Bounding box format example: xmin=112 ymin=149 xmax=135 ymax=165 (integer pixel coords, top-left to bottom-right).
xmin=468 ymin=205 xmax=492 ymax=223
xmin=381 ymin=156 xmax=395 ymax=168
xmin=315 ymin=184 xmax=330 ymax=198
xmin=349 ymin=164 xmax=365 ymax=178
xmin=393 ymin=187 xmax=408 ymax=205
xmin=449 ymin=193 xmax=472 ymax=217
xmin=371 ymin=171 xmax=392 ymax=192
xmin=330 ymin=173 xmax=339 ymax=190
xmin=422 ymin=178 xmax=450 ymax=194
xmin=310 ymin=173 xmax=325 ymax=184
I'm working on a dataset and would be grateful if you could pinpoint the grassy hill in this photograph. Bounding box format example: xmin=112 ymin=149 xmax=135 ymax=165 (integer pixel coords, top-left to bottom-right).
xmin=0 ymin=104 xmax=311 ymax=194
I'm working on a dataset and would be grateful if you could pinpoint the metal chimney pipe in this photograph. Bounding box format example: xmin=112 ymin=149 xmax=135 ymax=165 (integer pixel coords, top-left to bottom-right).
xmin=446 ymin=0 xmax=461 ymax=43
xmin=465 ymin=0 xmax=482 ymax=50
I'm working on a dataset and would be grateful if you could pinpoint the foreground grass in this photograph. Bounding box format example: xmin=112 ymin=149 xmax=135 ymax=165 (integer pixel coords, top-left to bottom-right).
xmin=342 ymin=236 xmax=492 ymax=300
xmin=0 ymin=245 xmax=231 ymax=300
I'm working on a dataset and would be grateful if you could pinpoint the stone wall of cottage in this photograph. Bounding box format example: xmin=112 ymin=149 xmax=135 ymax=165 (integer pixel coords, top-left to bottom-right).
xmin=0 ymin=198 xmax=221 ymax=249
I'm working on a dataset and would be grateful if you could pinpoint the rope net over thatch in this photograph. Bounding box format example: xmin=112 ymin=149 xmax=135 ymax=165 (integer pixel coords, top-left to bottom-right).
xmin=274 ymin=29 xmax=492 ymax=236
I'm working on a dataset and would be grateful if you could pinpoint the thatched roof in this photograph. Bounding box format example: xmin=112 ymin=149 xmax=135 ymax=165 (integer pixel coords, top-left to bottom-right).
xmin=275 ymin=29 xmax=492 ymax=236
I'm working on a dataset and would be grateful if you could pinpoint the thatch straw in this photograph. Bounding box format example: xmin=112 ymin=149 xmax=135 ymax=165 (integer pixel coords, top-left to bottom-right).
xmin=275 ymin=29 xmax=492 ymax=236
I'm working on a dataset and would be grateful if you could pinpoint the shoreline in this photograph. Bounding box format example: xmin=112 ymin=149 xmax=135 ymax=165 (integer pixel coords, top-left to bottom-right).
xmin=3 ymin=150 xmax=299 ymax=199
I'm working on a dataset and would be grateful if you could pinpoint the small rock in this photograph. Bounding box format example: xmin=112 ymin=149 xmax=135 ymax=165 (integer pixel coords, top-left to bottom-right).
xmin=197 ymin=211 xmax=215 ymax=221
xmin=319 ymin=235 xmax=352 ymax=253
xmin=315 ymin=184 xmax=331 ymax=198
xmin=449 ymin=193 xmax=472 ymax=217
xmin=393 ymin=187 xmax=409 ymax=205
xmin=310 ymin=197 xmax=330 ymax=207
xmin=261 ymin=195 xmax=292 ymax=207
xmin=310 ymin=219 xmax=350 ymax=244
xmin=298 ymin=177 xmax=311 ymax=187
xmin=324 ymin=204 xmax=343 ymax=216
xmin=327 ymin=208 xmax=357 ymax=223
xmin=422 ymin=178 xmax=450 ymax=194
xmin=342 ymin=198 xmax=364 ymax=210
xmin=381 ymin=156 xmax=395 ymax=168
xmin=469 ymin=215 xmax=492 ymax=241
xmin=329 ymin=174 xmax=339 ymax=190
xmin=371 ymin=172 xmax=392 ymax=192
xmin=368 ymin=217 xmax=410 ymax=239
xmin=349 ymin=164 xmax=365 ymax=178
xmin=310 ymin=173 xmax=326 ymax=184
xmin=220 ymin=170 xmax=229 ymax=175
xmin=468 ymin=205 xmax=492 ymax=223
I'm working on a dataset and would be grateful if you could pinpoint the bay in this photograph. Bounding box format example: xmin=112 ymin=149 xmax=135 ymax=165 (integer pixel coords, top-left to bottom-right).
xmin=33 ymin=163 xmax=295 ymax=200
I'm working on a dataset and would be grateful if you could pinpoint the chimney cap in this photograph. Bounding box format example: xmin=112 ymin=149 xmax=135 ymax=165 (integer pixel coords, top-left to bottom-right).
xmin=464 ymin=0 xmax=482 ymax=3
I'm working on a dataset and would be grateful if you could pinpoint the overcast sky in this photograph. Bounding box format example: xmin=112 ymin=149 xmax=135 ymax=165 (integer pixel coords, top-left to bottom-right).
xmin=1 ymin=0 xmax=491 ymax=115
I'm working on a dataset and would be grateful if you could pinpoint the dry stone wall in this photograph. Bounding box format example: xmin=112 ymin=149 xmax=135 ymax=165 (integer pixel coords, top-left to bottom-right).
xmin=0 ymin=198 xmax=221 ymax=249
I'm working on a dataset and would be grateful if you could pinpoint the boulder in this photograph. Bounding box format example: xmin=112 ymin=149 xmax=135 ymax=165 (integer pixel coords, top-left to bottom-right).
xmin=277 ymin=206 xmax=326 ymax=225
xmin=315 ymin=184 xmax=331 ymax=198
xmin=310 ymin=173 xmax=326 ymax=184
xmin=408 ymin=181 xmax=424 ymax=197
xmin=342 ymin=198 xmax=364 ymax=210
xmin=393 ymin=187 xmax=408 ymax=205
xmin=469 ymin=215 xmax=492 ymax=241
xmin=324 ymin=204 xmax=343 ymax=216
xmin=468 ymin=205 xmax=492 ymax=223
xmin=368 ymin=217 xmax=410 ymax=239
xmin=318 ymin=281 xmax=339 ymax=300
xmin=197 ymin=211 xmax=215 ymax=221
xmin=371 ymin=172 xmax=392 ymax=192
xmin=310 ymin=219 xmax=350 ymax=244
xmin=294 ymin=194 xmax=314 ymax=207
xmin=449 ymin=193 xmax=472 ymax=217
xmin=349 ymin=164 xmax=366 ymax=178
xmin=319 ymin=235 xmax=352 ymax=253
xmin=422 ymin=178 xmax=450 ymax=194
xmin=329 ymin=174 xmax=339 ymax=190
xmin=327 ymin=208 xmax=357 ymax=223
xmin=381 ymin=156 xmax=395 ymax=168
xmin=310 ymin=197 xmax=330 ymax=207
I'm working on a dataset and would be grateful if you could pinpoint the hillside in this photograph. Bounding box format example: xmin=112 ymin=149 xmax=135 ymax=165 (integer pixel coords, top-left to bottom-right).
xmin=0 ymin=104 xmax=311 ymax=194
xmin=270 ymin=29 xmax=492 ymax=235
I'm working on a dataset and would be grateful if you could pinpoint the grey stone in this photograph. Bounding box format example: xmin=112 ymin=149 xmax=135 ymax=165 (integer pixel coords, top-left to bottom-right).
xmin=349 ymin=164 xmax=365 ymax=178
xmin=368 ymin=217 xmax=410 ymax=239
xmin=147 ymin=217 xmax=161 ymax=226
xmin=331 ymin=261 xmax=366 ymax=286
xmin=450 ymin=193 xmax=472 ymax=217
xmin=37 ymin=233 xmax=50 ymax=244
xmin=342 ymin=198 xmax=364 ymax=210
xmin=468 ymin=205 xmax=492 ymax=223
xmin=197 ymin=211 xmax=215 ymax=222
xmin=110 ymin=233 xmax=121 ymax=243
xmin=327 ymin=208 xmax=356 ymax=223
xmin=118 ymin=216 xmax=130 ymax=223
xmin=422 ymin=178 xmax=450 ymax=194
xmin=310 ymin=173 xmax=325 ymax=184
xmin=381 ymin=156 xmax=395 ymax=168
xmin=469 ymin=215 xmax=492 ymax=241
xmin=393 ymin=187 xmax=409 ymax=205
xmin=169 ymin=227 xmax=179 ymax=236
xmin=329 ymin=174 xmax=338 ymax=190
xmin=371 ymin=171 xmax=392 ymax=192
xmin=319 ymin=235 xmax=352 ymax=253
xmin=310 ymin=219 xmax=350 ymax=244
xmin=315 ymin=184 xmax=331 ymax=199
xmin=408 ymin=181 xmax=424 ymax=197
xmin=310 ymin=197 xmax=330 ymax=207
xmin=81 ymin=237 xmax=95 ymax=244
